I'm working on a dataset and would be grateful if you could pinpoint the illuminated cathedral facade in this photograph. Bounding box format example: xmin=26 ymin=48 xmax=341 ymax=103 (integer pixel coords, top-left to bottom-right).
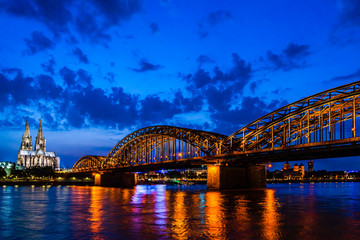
xmin=17 ymin=117 xmax=60 ymax=169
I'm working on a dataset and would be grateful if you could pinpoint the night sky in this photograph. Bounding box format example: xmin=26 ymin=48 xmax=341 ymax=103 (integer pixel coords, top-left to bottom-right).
xmin=0 ymin=0 xmax=360 ymax=170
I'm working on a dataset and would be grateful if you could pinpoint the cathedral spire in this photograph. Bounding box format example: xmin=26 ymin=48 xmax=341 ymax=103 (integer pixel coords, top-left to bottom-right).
xmin=35 ymin=118 xmax=46 ymax=152
xmin=24 ymin=117 xmax=30 ymax=138
xmin=38 ymin=118 xmax=43 ymax=139
xmin=20 ymin=116 xmax=32 ymax=151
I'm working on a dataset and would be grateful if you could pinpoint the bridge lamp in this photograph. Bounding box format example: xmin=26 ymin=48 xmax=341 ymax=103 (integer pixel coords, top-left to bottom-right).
xmin=352 ymin=128 xmax=356 ymax=132
xmin=179 ymin=153 xmax=182 ymax=157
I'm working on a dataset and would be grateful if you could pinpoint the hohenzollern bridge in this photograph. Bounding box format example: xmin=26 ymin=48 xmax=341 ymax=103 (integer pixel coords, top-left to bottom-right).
xmin=72 ymin=80 xmax=360 ymax=189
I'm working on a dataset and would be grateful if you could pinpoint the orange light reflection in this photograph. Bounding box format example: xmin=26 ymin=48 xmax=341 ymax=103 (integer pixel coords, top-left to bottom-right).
xmin=205 ymin=192 xmax=225 ymax=239
xmin=262 ymin=189 xmax=281 ymax=240
xmin=89 ymin=187 xmax=104 ymax=239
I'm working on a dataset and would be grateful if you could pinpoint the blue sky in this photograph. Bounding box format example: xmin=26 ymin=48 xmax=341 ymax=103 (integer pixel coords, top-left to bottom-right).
xmin=0 ymin=0 xmax=360 ymax=170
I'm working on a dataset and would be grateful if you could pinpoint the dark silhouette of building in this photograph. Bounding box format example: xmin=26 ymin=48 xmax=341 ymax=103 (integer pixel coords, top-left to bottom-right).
xmin=308 ymin=160 xmax=314 ymax=172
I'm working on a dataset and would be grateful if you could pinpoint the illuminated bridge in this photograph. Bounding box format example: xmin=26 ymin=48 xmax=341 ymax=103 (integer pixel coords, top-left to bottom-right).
xmin=73 ymin=80 xmax=360 ymax=189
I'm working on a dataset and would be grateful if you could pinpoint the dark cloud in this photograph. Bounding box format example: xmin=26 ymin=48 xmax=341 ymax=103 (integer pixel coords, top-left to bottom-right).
xmin=329 ymin=1 xmax=360 ymax=45
xmin=339 ymin=0 xmax=360 ymax=26
xmin=173 ymin=91 xmax=203 ymax=112
xmin=73 ymin=47 xmax=89 ymax=64
xmin=266 ymin=42 xmax=311 ymax=71
xmin=41 ymin=56 xmax=55 ymax=74
xmin=24 ymin=31 xmax=54 ymax=54
xmin=105 ymin=72 xmax=116 ymax=83
xmin=0 ymin=67 xmax=140 ymax=130
xmin=139 ymin=95 xmax=179 ymax=123
xmin=212 ymin=97 xmax=287 ymax=134
xmin=0 ymin=0 xmax=142 ymax=43
xmin=207 ymin=10 xmax=232 ymax=26
xmin=185 ymin=53 xmax=252 ymax=91
xmin=91 ymin=0 xmax=142 ymax=24
xmin=131 ymin=59 xmax=163 ymax=72
xmin=331 ymin=69 xmax=360 ymax=81
xmin=184 ymin=68 xmax=212 ymax=88
xmin=149 ymin=22 xmax=159 ymax=34
xmin=213 ymin=53 xmax=252 ymax=86
xmin=181 ymin=53 xmax=288 ymax=134
xmin=198 ymin=10 xmax=232 ymax=39
xmin=196 ymin=55 xmax=214 ymax=65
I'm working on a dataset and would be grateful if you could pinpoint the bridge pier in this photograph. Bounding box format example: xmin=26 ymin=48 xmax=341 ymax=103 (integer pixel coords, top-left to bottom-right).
xmin=207 ymin=164 xmax=266 ymax=190
xmin=94 ymin=173 xmax=137 ymax=188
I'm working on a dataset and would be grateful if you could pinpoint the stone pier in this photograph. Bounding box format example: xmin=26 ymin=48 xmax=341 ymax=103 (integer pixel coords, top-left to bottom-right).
xmin=94 ymin=173 xmax=137 ymax=188
xmin=207 ymin=164 xmax=266 ymax=190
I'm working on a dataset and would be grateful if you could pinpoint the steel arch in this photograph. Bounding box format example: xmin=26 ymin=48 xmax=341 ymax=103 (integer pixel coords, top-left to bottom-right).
xmin=104 ymin=125 xmax=227 ymax=167
xmin=72 ymin=155 xmax=105 ymax=171
xmin=224 ymin=80 xmax=360 ymax=153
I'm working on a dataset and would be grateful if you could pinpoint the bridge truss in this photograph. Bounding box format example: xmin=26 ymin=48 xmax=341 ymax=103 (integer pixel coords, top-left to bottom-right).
xmin=73 ymin=80 xmax=360 ymax=172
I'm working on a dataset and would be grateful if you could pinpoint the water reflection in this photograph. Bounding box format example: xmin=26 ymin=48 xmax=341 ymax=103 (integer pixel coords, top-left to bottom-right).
xmin=205 ymin=191 xmax=225 ymax=239
xmin=261 ymin=190 xmax=281 ymax=240
xmin=89 ymin=187 xmax=104 ymax=239
xmin=0 ymin=183 xmax=360 ymax=239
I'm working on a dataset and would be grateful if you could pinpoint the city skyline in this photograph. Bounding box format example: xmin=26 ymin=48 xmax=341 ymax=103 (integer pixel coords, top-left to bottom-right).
xmin=0 ymin=1 xmax=360 ymax=169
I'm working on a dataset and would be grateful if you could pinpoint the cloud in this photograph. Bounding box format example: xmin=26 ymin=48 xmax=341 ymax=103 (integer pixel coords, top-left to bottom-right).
xmin=0 ymin=67 xmax=140 ymax=129
xmin=139 ymin=95 xmax=179 ymax=123
xmin=131 ymin=59 xmax=163 ymax=72
xmin=24 ymin=31 xmax=54 ymax=54
xmin=330 ymin=0 xmax=360 ymax=45
xmin=41 ymin=56 xmax=56 ymax=74
xmin=331 ymin=68 xmax=360 ymax=81
xmin=207 ymin=10 xmax=232 ymax=26
xmin=212 ymin=97 xmax=288 ymax=134
xmin=196 ymin=55 xmax=214 ymax=65
xmin=338 ymin=0 xmax=360 ymax=27
xmin=265 ymin=42 xmax=311 ymax=71
xmin=104 ymin=72 xmax=116 ymax=83
xmin=73 ymin=47 xmax=89 ymax=64
xmin=149 ymin=22 xmax=159 ymax=34
xmin=0 ymin=0 xmax=142 ymax=43
xmin=185 ymin=53 xmax=252 ymax=90
xmin=198 ymin=10 xmax=232 ymax=39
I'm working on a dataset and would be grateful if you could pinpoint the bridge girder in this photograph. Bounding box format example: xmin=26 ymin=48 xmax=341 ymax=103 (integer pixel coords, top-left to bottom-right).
xmin=73 ymin=80 xmax=360 ymax=172
xmin=72 ymin=155 xmax=105 ymax=171
xmin=224 ymin=80 xmax=360 ymax=153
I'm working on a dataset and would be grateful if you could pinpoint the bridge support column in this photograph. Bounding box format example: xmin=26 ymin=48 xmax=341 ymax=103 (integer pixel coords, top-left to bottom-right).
xmin=207 ymin=164 xmax=266 ymax=190
xmin=94 ymin=173 xmax=137 ymax=188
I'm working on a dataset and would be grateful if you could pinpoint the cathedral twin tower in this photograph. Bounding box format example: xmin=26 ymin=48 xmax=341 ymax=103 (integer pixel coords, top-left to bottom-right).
xmin=17 ymin=117 xmax=60 ymax=169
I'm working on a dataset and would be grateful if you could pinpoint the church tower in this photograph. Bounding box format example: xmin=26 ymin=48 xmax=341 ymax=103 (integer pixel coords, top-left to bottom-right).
xmin=35 ymin=119 xmax=46 ymax=152
xmin=20 ymin=117 xmax=32 ymax=151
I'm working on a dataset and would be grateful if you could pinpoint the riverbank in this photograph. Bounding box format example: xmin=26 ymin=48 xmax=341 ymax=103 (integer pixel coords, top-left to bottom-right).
xmin=0 ymin=181 xmax=94 ymax=186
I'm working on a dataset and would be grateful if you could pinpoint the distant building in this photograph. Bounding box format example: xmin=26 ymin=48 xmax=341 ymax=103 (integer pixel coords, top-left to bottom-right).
xmin=293 ymin=163 xmax=299 ymax=172
xmin=283 ymin=161 xmax=291 ymax=170
xmin=17 ymin=117 xmax=60 ymax=169
xmin=299 ymin=163 xmax=305 ymax=177
xmin=308 ymin=160 xmax=314 ymax=172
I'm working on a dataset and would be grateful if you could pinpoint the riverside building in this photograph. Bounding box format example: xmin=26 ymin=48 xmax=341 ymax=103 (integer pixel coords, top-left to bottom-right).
xmin=17 ymin=117 xmax=60 ymax=169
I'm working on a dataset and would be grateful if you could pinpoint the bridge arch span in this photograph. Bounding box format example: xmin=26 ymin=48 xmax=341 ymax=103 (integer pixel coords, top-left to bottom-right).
xmin=225 ymin=80 xmax=360 ymax=153
xmin=104 ymin=125 xmax=227 ymax=168
xmin=72 ymin=155 xmax=105 ymax=172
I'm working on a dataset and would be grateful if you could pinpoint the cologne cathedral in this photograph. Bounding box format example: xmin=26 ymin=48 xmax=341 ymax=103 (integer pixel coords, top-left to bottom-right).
xmin=17 ymin=117 xmax=60 ymax=169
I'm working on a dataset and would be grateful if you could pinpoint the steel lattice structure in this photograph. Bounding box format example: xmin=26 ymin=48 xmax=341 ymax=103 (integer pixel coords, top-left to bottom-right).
xmin=223 ymin=80 xmax=360 ymax=154
xmin=73 ymin=80 xmax=360 ymax=172
xmin=73 ymin=155 xmax=105 ymax=171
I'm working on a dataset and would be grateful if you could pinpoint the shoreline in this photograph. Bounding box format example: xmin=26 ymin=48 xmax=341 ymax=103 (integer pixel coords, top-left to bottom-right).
xmin=0 ymin=179 xmax=360 ymax=186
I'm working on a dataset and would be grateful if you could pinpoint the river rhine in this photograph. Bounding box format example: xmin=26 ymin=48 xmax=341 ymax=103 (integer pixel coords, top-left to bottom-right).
xmin=0 ymin=182 xmax=359 ymax=240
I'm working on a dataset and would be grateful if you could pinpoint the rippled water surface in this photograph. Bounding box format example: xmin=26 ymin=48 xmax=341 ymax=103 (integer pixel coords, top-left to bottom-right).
xmin=0 ymin=183 xmax=360 ymax=239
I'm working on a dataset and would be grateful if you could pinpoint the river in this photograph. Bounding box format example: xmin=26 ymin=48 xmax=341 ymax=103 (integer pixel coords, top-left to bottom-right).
xmin=0 ymin=182 xmax=359 ymax=239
